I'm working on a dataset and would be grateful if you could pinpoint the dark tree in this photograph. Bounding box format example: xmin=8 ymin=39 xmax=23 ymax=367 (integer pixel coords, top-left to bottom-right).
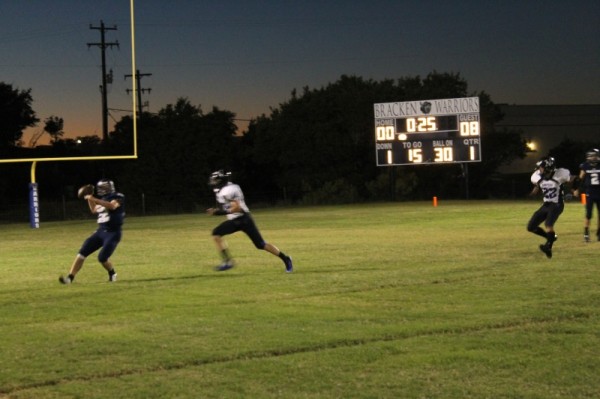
xmin=116 ymin=98 xmax=238 ymax=211
xmin=243 ymin=72 xmax=529 ymax=202
xmin=549 ymin=139 xmax=600 ymax=174
xmin=44 ymin=116 xmax=65 ymax=144
xmin=0 ymin=82 xmax=39 ymax=152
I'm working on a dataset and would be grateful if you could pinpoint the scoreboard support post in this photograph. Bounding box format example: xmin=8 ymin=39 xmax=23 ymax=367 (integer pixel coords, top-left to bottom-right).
xmin=388 ymin=166 xmax=396 ymax=201
xmin=461 ymin=162 xmax=470 ymax=200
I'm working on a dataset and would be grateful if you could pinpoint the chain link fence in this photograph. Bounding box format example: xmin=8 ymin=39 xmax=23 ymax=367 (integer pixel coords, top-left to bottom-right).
xmin=0 ymin=193 xmax=216 ymax=225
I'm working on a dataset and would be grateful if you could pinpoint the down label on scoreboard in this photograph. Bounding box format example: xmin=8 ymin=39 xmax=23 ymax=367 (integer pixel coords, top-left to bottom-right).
xmin=374 ymin=97 xmax=481 ymax=166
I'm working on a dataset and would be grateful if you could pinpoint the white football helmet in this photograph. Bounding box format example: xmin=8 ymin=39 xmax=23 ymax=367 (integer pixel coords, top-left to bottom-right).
xmin=96 ymin=179 xmax=115 ymax=196
xmin=586 ymin=149 xmax=599 ymax=166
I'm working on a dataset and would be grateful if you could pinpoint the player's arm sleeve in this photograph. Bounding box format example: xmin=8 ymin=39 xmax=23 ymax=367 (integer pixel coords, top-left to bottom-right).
xmin=576 ymin=170 xmax=588 ymax=190
xmin=560 ymin=169 xmax=572 ymax=184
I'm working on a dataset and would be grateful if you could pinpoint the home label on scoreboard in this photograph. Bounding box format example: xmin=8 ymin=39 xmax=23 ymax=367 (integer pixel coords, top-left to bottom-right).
xmin=374 ymin=97 xmax=481 ymax=166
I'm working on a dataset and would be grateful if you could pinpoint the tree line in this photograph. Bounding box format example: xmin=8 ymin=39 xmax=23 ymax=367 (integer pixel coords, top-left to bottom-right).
xmin=1 ymin=72 xmax=533 ymax=213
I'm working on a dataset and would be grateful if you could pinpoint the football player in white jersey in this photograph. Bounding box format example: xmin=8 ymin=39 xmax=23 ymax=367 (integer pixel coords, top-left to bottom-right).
xmin=206 ymin=170 xmax=293 ymax=273
xmin=527 ymin=157 xmax=573 ymax=258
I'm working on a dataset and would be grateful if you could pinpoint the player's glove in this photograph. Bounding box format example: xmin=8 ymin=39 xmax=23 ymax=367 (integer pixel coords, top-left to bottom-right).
xmin=77 ymin=184 xmax=95 ymax=199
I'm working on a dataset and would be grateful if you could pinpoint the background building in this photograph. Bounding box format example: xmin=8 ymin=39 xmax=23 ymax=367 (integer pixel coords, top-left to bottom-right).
xmin=496 ymin=104 xmax=600 ymax=174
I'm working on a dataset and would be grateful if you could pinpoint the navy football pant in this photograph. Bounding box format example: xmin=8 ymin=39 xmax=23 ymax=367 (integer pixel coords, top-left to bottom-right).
xmin=79 ymin=229 xmax=122 ymax=263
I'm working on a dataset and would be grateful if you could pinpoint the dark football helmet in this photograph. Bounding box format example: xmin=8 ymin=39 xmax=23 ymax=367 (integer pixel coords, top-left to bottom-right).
xmin=96 ymin=179 xmax=115 ymax=197
xmin=208 ymin=170 xmax=231 ymax=189
xmin=586 ymin=148 xmax=599 ymax=166
xmin=536 ymin=157 xmax=556 ymax=177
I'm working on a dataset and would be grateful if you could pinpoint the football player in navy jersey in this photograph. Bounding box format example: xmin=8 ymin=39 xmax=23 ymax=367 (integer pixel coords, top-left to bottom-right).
xmin=206 ymin=170 xmax=293 ymax=273
xmin=527 ymin=157 xmax=573 ymax=258
xmin=59 ymin=179 xmax=125 ymax=284
xmin=574 ymin=148 xmax=600 ymax=242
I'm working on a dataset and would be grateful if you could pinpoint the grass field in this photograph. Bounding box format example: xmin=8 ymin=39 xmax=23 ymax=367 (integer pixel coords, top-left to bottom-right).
xmin=1 ymin=200 xmax=599 ymax=398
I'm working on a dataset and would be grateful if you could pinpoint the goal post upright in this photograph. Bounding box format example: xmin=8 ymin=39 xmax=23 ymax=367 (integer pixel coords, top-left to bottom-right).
xmin=1 ymin=0 xmax=138 ymax=228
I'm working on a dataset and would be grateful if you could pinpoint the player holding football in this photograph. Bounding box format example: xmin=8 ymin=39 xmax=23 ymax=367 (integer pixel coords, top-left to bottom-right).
xmin=527 ymin=157 xmax=573 ymax=258
xmin=59 ymin=179 xmax=125 ymax=284
xmin=574 ymin=148 xmax=600 ymax=242
xmin=206 ymin=170 xmax=293 ymax=273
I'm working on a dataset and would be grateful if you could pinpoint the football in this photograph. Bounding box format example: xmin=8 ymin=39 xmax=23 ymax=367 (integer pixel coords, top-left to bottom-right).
xmin=77 ymin=184 xmax=94 ymax=199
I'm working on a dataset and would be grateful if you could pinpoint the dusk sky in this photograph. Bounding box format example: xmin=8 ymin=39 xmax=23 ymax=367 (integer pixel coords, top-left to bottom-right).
xmin=2 ymin=0 xmax=599 ymax=145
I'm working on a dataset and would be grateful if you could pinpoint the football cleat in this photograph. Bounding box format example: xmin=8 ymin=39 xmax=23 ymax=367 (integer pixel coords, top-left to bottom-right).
xmin=109 ymin=273 xmax=117 ymax=282
xmin=539 ymin=244 xmax=552 ymax=259
xmin=584 ymin=235 xmax=590 ymax=243
xmin=284 ymin=256 xmax=293 ymax=273
xmin=59 ymin=275 xmax=72 ymax=284
xmin=215 ymin=262 xmax=234 ymax=272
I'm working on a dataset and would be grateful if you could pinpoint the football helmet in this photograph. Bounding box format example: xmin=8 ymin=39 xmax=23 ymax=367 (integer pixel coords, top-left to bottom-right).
xmin=96 ymin=179 xmax=115 ymax=197
xmin=208 ymin=170 xmax=231 ymax=189
xmin=536 ymin=157 xmax=556 ymax=177
xmin=586 ymin=148 xmax=599 ymax=166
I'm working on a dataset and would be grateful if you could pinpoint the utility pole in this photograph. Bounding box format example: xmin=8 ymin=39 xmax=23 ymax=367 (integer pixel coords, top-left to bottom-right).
xmin=87 ymin=20 xmax=119 ymax=143
xmin=125 ymin=70 xmax=152 ymax=116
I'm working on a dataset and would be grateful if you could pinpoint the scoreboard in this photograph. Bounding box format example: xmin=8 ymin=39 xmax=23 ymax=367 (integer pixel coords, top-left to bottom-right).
xmin=374 ymin=97 xmax=481 ymax=166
